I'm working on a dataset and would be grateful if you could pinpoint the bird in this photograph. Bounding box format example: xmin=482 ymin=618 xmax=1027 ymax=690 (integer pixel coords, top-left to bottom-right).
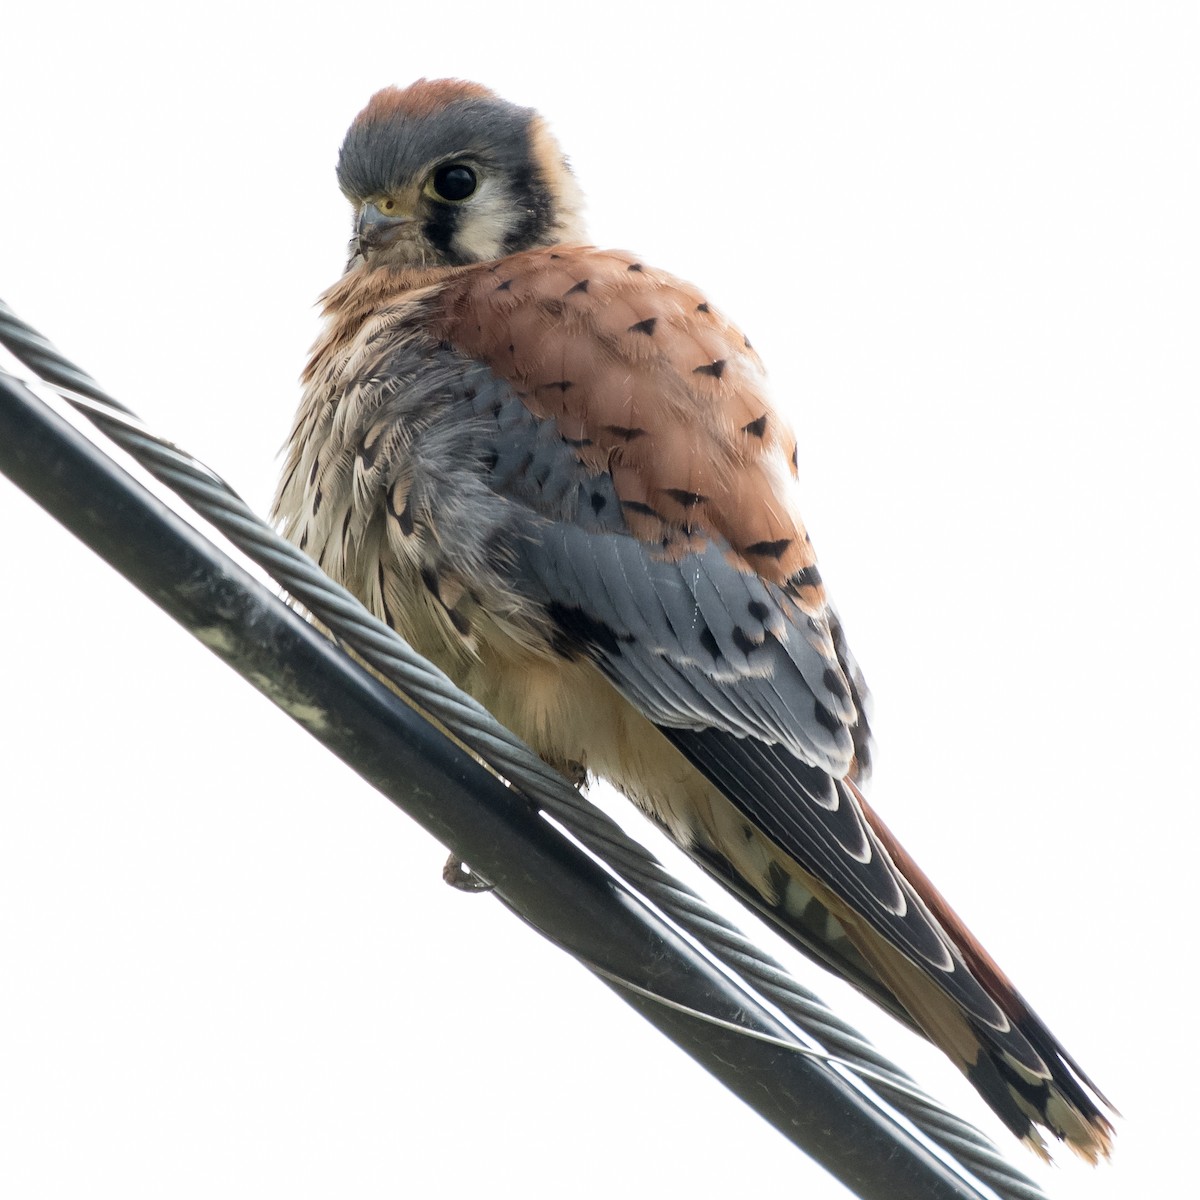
xmin=272 ymin=78 xmax=1114 ymax=1162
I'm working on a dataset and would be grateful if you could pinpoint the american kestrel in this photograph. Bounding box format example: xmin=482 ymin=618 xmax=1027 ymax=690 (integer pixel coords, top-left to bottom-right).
xmin=273 ymin=79 xmax=1114 ymax=1161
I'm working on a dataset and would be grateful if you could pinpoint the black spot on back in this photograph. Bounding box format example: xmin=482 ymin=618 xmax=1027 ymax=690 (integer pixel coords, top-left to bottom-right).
xmin=742 ymin=414 xmax=768 ymax=438
xmin=745 ymin=538 xmax=792 ymax=560
xmin=620 ymin=499 xmax=659 ymax=518
xmin=628 ymin=317 xmax=658 ymax=336
xmin=693 ymin=359 xmax=727 ymax=379
xmin=605 ymin=424 xmax=647 ymax=441
xmin=565 ymin=279 xmax=589 ymax=295
xmin=663 ymin=487 xmax=707 ymax=508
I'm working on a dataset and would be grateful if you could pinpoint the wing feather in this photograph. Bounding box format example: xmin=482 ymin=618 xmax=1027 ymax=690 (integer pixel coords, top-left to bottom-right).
xmin=311 ymin=261 xmax=1021 ymax=1065
xmin=302 ymin=248 xmax=1112 ymax=1156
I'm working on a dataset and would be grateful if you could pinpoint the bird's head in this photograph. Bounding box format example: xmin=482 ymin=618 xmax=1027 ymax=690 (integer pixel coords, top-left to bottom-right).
xmin=336 ymin=79 xmax=587 ymax=271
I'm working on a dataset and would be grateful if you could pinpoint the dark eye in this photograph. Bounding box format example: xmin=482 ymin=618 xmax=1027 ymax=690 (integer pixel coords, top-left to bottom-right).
xmin=430 ymin=163 xmax=478 ymax=202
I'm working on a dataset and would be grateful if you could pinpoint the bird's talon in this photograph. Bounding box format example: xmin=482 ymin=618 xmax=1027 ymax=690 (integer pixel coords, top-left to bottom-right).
xmin=442 ymin=853 xmax=494 ymax=892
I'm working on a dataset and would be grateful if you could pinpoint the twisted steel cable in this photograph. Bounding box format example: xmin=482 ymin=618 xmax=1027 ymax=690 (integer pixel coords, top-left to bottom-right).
xmin=0 ymin=297 xmax=1048 ymax=1200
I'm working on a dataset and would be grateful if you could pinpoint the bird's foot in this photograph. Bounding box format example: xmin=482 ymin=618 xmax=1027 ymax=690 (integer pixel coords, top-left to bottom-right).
xmin=442 ymin=852 xmax=494 ymax=892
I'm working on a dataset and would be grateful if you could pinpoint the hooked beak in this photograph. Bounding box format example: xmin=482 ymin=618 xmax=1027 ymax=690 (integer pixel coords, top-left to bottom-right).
xmin=356 ymin=202 xmax=412 ymax=256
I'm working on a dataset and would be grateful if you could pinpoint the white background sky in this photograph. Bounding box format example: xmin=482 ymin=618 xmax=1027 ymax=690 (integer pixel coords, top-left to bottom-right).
xmin=1 ymin=4 xmax=1196 ymax=1198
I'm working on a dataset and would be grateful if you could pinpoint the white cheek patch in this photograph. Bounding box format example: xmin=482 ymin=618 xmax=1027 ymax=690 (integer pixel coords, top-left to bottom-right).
xmin=452 ymin=179 xmax=518 ymax=262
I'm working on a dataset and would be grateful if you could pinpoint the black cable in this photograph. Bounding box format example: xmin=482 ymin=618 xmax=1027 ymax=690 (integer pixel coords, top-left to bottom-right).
xmin=0 ymin=297 xmax=1052 ymax=1200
